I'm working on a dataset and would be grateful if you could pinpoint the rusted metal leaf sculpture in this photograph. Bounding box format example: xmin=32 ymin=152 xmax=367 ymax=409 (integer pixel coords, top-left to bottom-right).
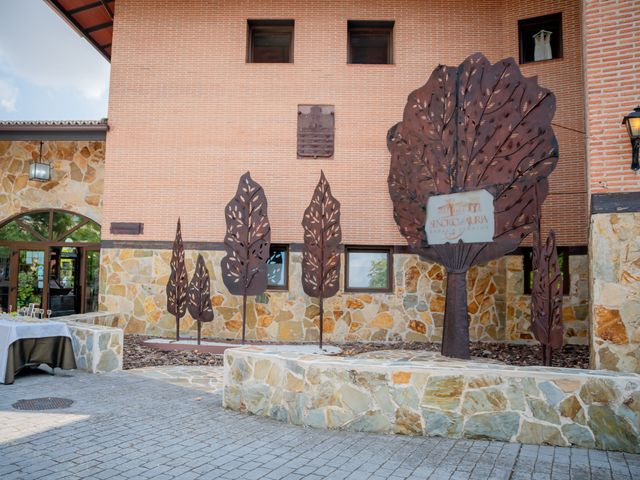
xmin=302 ymin=171 xmax=342 ymax=349
xmin=388 ymin=53 xmax=558 ymax=359
xmin=221 ymin=172 xmax=271 ymax=343
xmin=187 ymin=254 xmax=214 ymax=345
xmin=530 ymin=199 xmax=563 ymax=365
xmin=167 ymin=218 xmax=189 ymax=341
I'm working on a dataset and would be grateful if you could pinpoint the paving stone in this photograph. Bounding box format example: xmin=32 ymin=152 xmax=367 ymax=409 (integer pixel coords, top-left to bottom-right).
xmin=0 ymin=368 xmax=638 ymax=480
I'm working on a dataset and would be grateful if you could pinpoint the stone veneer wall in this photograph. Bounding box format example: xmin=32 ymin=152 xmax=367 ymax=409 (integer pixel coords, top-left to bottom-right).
xmin=100 ymin=248 xmax=588 ymax=345
xmin=223 ymin=348 xmax=640 ymax=452
xmin=590 ymin=213 xmax=640 ymax=374
xmin=0 ymin=140 xmax=105 ymax=223
xmin=506 ymin=255 xmax=589 ymax=345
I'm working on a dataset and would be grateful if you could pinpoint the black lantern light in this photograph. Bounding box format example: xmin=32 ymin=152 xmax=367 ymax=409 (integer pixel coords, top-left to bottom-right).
xmin=29 ymin=141 xmax=51 ymax=182
xmin=622 ymin=106 xmax=640 ymax=172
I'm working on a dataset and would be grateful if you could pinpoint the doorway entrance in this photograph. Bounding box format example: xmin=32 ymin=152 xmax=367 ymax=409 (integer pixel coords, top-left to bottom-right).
xmin=0 ymin=209 xmax=100 ymax=317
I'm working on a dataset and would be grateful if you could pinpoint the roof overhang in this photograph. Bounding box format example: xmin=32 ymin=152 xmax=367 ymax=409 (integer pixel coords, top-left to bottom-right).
xmin=44 ymin=0 xmax=115 ymax=61
xmin=0 ymin=120 xmax=109 ymax=141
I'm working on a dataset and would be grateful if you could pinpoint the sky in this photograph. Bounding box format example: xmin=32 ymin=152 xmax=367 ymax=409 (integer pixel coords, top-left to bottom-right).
xmin=0 ymin=0 xmax=110 ymax=121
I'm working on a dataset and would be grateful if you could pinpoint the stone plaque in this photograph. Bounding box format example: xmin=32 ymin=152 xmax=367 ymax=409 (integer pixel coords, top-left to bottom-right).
xmin=425 ymin=190 xmax=495 ymax=245
xmin=297 ymin=105 xmax=334 ymax=158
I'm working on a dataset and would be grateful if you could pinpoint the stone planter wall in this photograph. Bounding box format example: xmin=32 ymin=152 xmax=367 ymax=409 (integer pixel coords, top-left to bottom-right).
xmin=223 ymin=347 xmax=640 ymax=453
xmin=100 ymin=248 xmax=589 ymax=345
xmin=50 ymin=312 xmax=124 ymax=373
xmin=590 ymin=213 xmax=640 ymax=374
xmin=0 ymin=140 xmax=105 ymax=223
xmin=65 ymin=322 xmax=123 ymax=373
xmin=54 ymin=312 xmax=124 ymax=373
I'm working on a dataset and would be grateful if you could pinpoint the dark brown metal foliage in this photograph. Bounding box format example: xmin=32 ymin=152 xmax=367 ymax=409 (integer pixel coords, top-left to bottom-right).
xmin=302 ymin=171 xmax=342 ymax=349
xmin=187 ymin=254 xmax=214 ymax=345
xmin=388 ymin=52 xmax=558 ymax=359
xmin=531 ymin=223 xmax=563 ymax=366
xmin=221 ymin=172 xmax=271 ymax=343
xmin=167 ymin=218 xmax=189 ymax=341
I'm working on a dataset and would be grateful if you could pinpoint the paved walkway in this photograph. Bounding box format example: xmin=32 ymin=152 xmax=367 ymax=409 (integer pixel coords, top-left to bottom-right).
xmin=128 ymin=365 xmax=225 ymax=394
xmin=0 ymin=368 xmax=638 ymax=480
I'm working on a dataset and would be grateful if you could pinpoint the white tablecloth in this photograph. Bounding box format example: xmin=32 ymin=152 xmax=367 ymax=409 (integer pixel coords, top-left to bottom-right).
xmin=0 ymin=315 xmax=71 ymax=384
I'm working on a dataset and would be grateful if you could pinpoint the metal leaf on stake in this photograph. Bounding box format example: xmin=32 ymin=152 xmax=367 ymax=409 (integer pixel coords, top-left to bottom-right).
xmin=187 ymin=254 xmax=214 ymax=345
xmin=387 ymin=52 xmax=558 ymax=359
xmin=301 ymin=171 xmax=342 ymax=350
xmin=530 ymin=199 xmax=563 ymax=365
xmin=221 ymin=172 xmax=271 ymax=344
xmin=166 ymin=218 xmax=189 ymax=342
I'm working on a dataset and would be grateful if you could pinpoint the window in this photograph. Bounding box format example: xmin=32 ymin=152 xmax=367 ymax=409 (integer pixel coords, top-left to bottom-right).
xmin=345 ymin=247 xmax=393 ymax=292
xmin=518 ymin=13 xmax=562 ymax=64
xmin=267 ymin=244 xmax=288 ymax=290
xmin=0 ymin=210 xmax=100 ymax=243
xmin=247 ymin=20 xmax=294 ymax=63
xmin=348 ymin=20 xmax=394 ymax=64
xmin=523 ymin=247 xmax=570 ymax=295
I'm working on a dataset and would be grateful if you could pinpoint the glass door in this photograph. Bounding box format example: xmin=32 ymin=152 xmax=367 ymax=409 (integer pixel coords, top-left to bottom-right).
xmin=84 ymin=249 xmax=100 ymax=313
xmin=48 ymin=247 xmax=81 ymax=317
xmin=17 ymin=250 xmax=45 ymax=310
xmin=0 ymin=246 xmax=11 ymax=312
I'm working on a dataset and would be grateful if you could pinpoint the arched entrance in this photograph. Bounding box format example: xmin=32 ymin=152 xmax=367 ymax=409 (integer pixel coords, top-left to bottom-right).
xmin=0 ymin=209 xmax=100 ymax=316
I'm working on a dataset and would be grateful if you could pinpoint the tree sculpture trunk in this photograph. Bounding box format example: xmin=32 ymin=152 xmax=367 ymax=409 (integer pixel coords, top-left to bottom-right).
xmin=441 ymin=270 xmax=470 ymax=358
xmin=319 ymin=292 xmax=324 ymax=350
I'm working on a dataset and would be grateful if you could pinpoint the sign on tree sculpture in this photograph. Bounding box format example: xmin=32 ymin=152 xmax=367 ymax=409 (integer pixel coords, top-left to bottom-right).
xmin=187 ymin=254 xmax=214 ymax=345
xmin=387 ymin=53 xmax=558 ymax=359
xmin=222 ymin=172 xmax=271 ymax=344
xmin=302 ymin=171 xmax=341 ymax=349
xmin=167 ymin=218 xmax=188 ymax=341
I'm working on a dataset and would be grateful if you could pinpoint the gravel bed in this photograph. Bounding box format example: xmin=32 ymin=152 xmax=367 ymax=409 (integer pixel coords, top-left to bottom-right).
xmin=123 ymin=335 xmax=223 ymax=370
xmin=124 ymin=335 xmax=589 ymax=370
xmin=338 ymin=342 xmax=590 ymax=369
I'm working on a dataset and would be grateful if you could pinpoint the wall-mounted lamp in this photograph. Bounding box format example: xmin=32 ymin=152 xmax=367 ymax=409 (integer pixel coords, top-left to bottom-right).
xmin=28 ymin=141 xmax=51 ymax=182
xmin=622 ymin=106 xmax=640 ymax=172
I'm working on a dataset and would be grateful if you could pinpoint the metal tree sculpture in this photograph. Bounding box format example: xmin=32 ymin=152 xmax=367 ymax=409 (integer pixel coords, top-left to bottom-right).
xmin=187 ymin=254 xmax=214 ymax=345
xmin=530 ymin=208 xmax=563 ymax=365
xmin=167 ymin=218 xmax=189 ymax=341
xmin=388 ymin=53 xmax=558 ymax=359
xmin=302 ymin=171 xmax=342 ymax=349
xmin=221 ymin=172 xmax=271 ymax=344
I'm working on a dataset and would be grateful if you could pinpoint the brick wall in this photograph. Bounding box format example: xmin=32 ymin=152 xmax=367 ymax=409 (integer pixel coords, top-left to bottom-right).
xmin=104 ymin=0 xmax=586 ymax=246
xmin=584 ymin=0 xmax=640 ymax=194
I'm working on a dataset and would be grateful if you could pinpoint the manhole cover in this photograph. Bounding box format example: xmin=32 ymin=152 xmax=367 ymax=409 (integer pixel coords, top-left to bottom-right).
xmin=12 ymin=397 xmax=74 ymax=410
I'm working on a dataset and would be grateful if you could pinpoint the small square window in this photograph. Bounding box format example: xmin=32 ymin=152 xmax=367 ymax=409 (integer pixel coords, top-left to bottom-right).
xmin=518 ymin=13 xmax=562 ymax=64
xmin=247 ymin=20 xmax=294 ymax=63
xmin=267 ymin=244 xmax=288 ymax=290
xmin=348 ymin=20 xmax=394 ymax=65
xmin=345 ymin=247 xmax=393 ymax=292
xmin=523 ymin=247 xmax=570 ymax=295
